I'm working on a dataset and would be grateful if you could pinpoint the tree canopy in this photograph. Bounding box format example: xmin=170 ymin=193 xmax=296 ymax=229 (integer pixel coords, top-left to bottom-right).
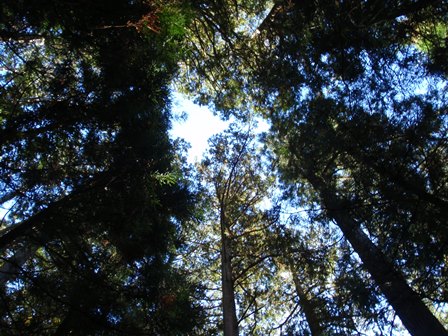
xmin=1 ymin=0 xmax=447 ymax=335
xmin=0 ymin=0 xmax=204 ymax=334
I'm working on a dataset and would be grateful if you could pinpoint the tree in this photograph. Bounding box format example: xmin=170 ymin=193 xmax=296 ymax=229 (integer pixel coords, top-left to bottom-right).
xmin=181 ymin=0 xmax=448 ymax=334
xmin=180 ymin=123 xmax=295 ymax=335
xmin=264 ymin=43 xmax=447 ymax=332
xmin=0 ymin=1 xmax=204 ymax=334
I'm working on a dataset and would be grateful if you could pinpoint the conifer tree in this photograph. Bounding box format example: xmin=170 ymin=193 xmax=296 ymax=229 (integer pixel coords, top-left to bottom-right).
xmin=0 ymin=1 xmax=204 ymax=334
xmin=181 ymin=0 xmax=448 ymax=334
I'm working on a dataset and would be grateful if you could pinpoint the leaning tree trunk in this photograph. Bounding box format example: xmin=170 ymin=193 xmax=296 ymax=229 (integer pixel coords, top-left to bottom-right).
xmin=0 ymin=171 xmax=116 ymax=254
xmin=306 ymin=172 xmax=448 ymax=336
xmin=289 ymin=261 xmax=326 ymax=336
xmin=220 ymin=210 xmax=239 ymax=336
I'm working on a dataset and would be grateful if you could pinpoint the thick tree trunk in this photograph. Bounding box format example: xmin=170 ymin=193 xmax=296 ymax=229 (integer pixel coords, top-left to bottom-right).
xmin=0 ymin=218 xmax=40 ymax=253
xmin=0 ymin=31 xmax=45 ymax=43
xmin=307 ymin=173 xmax=448 ymax=336
xmin=0 ymin=191 xmax=18 ymax=205
xmin=220 ymin=212 xmax=239 ymax=336
xmin=0 ymin=195 xmax=73 ymax=252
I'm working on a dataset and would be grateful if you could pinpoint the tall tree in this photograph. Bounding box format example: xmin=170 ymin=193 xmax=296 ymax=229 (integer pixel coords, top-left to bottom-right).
xmin=180 ymin=123 xmax=294 ymax=335
xmin=0 ymin=1 xmax=204 ymax=334
xmin=181 ymin=0 xmax=448 ymax=334
xmin=264 ymin=3 xmax=447 ymax=331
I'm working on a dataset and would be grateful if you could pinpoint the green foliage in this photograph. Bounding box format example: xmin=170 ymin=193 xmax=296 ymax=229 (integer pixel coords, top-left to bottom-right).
xmin=153 ymin=171 xmax=180 ymax=186
xmin=2 ymin=0 xmax=448 ymax=335
xmin=414 ymin=21 xmax=448 ymax=53
xmin=160 ymin=6 xmax=191 ymax=38
xmin=0 ymin=0 xmax=204 ymax=334
xmin=179 ymin=0 xmax=448 ymax=335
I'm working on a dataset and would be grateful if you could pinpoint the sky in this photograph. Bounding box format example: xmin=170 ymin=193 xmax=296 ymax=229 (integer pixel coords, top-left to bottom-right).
xmin=169 ymin=93 xmax=230 ymax=164
xmin=169 ymin=92 xmax=270 ymax=163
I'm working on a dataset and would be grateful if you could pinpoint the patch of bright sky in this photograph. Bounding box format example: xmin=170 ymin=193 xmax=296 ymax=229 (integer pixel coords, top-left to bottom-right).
xmin=170 ymin=92 xmax=230 ymax=163
xmin=170 ymin=92 xmax=270 ymax=164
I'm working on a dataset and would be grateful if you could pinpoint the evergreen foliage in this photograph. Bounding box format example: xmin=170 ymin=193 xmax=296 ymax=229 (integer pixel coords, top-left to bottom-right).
xmin=0 ymin=1 xmax=203 ymax=334
xmin=180 ymin=0 xmax=448 ymax=335
xmin=1 ymin=1 xmax=447 ymax=335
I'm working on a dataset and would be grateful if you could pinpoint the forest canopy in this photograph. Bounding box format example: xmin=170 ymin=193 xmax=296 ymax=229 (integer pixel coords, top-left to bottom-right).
xmin=0 ymin=0 xmax=447 ymax=335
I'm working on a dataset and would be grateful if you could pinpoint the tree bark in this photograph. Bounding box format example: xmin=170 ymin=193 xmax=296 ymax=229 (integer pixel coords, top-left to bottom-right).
xmin=0 ymin=191 xmax=19 ymax=206
xmin=347 ymin=144 xmax=448 ymax=212
xmin=289 ymin=261 xmax=325 ymax=336
xmin=0 ymin=218 xmax=40 ymax=253
xmin=0 ymin=31 xmax=45 ymax=43
xmin=0 ymin=194 xmax=74 ymax=252
xmin=0 ymin=171 xmax=116 ymax=252
xmin=220 ymin=211 xmax=239 ymax=336
xmin=306 ymin=172 xmax=448 ymax=336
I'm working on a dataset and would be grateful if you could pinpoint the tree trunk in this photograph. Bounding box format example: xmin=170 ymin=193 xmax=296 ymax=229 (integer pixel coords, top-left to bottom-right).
xmin=0 ymin=195 xmax=72 ymax=252
xmin=307 ymin=173 xmax=448 ymax=336
xmin=0 ymin=31 xmax=45 ymax=43
xmin=0 ymin=218 xmax=39 ymax=253
xmin=0 ymin=171 xmax=116 ymax=252
xmin=0 ymin=191 xmax=19 ymax=205
xmin=289 ymin=262 xmax=325 ymax=336
xmin=220 ymin=211 xmax=239 ymax=336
